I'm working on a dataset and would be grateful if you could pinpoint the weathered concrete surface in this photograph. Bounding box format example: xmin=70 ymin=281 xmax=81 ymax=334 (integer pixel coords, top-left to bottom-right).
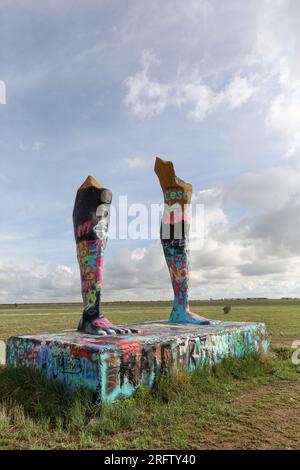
xmin=6 ymin=320 xmax=269 ymax=402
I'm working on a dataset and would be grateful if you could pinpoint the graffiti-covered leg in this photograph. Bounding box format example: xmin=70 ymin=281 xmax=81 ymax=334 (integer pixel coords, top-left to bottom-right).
xmin=73 ymin=176 xmax=134 ymax=335
xmin=155 ymin=157 xmax=219 ymax=325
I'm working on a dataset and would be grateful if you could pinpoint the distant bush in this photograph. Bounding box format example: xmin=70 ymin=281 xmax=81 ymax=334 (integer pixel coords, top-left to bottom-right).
xmin=223 ymin=305 xmax=231 ymax=314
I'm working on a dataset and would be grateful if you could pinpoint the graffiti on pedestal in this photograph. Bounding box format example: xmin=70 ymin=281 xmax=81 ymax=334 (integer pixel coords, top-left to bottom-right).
xmin=6 ymin=321 xmax=269 ymax=402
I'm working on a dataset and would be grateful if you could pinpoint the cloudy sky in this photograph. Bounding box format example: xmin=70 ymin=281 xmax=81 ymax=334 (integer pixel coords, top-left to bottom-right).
xmin=0 ymin=0 xmax=300 ymax=303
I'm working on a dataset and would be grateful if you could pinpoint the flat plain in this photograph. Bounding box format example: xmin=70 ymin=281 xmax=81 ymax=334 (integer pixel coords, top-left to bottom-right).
xmin=0 ymin=299 xmax=299 ymax=450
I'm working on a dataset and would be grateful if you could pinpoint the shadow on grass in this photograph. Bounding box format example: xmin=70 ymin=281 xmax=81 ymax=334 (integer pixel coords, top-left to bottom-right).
xmin=0 ymin=345 xmax=297 ymax=436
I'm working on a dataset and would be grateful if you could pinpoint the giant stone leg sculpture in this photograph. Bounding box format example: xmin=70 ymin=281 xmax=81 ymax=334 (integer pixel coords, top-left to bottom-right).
xmin=155 ymin=157 xmax=220 ymax=325
xmin=6 ymin=167 xmax=269 ymax=402
xmin=73 ymin=175 xmax=135 ymax=335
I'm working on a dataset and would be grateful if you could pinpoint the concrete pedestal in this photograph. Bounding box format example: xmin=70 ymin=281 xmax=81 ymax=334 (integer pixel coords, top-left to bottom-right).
xmin=6 ymin=320 xmax=269 ymax=402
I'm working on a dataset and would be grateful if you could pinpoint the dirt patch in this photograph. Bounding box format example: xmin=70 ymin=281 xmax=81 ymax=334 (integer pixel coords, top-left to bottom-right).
xmin=202 ymin=383 xmax=300 ymax=449
xmin=271 ymin=337 xmax=299 ymax=346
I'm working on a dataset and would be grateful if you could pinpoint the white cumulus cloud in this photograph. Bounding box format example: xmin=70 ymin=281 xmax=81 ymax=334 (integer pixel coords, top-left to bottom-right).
xmin=124 ymin=51 xmax=258 ymax=121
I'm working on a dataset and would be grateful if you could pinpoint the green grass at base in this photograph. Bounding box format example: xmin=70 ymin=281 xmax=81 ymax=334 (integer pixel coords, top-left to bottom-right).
xmin=0 ymin=346 xmax=299 ymax=450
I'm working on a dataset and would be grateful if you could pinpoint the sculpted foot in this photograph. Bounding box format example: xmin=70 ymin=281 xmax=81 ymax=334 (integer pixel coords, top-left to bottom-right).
xmin=78 ymin=317 xmax=138 ymax=336
xmin=169 ymin=308 xmax=218 ymax=326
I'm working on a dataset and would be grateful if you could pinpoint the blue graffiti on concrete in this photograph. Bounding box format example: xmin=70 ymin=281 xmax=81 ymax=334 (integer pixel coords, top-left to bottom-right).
xmin=6 ymin=320 xmax=269 ymax=403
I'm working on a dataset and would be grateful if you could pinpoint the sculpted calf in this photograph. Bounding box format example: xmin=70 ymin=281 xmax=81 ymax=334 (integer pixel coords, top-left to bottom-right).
xmin=73 ymin=175 xmax=136 ymax=335
xmin=155 ymin=157 xmax=219 ymax=325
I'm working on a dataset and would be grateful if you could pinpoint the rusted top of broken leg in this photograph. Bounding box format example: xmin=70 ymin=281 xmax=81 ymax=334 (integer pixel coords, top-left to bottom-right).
xmin=78 ymin=175 xmax=104 ymax=191
xmin=73 ymin=176 xmax=112 ymax=234
xmin=154 ymin=156 xmax=193 ymax=206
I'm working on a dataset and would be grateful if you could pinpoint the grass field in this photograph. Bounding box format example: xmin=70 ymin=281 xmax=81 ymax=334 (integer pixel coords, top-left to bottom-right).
xmin=0 ymin=299 xmax=299 ymax=450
